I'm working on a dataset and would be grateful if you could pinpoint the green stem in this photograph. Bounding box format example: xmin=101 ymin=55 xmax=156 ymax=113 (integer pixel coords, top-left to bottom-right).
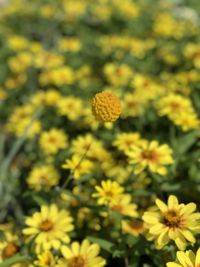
xmin=0 ymin=254 xmax=29 ymax=267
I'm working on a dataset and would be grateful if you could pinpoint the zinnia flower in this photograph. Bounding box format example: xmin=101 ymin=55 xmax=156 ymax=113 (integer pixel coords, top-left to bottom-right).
xmin=58 ymin=239 xmax=106 ymax=267
xmin=167 ymin=248 xmax=200 ymax=267
xmin=23 ymin=204 xmax=74 ymax=252
xmin=126 ymin=140 xmax=174 ymax=175
xmin=92 ymin=180 xmax=124 ymax=205
xmin=142 ymin=195 xmax=200 ymax=250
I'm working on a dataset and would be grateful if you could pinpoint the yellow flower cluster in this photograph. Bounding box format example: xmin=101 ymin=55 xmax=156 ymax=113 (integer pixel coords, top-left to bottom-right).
xmin=1 ymin=0 xmax=200 ymax=266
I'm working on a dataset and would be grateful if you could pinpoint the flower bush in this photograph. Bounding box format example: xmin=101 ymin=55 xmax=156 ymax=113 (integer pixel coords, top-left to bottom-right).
xmin=0 ymin=0 xmax=200 ymax=266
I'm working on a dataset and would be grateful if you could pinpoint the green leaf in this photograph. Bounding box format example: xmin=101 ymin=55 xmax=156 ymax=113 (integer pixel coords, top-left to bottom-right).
xmin=86 ymin=236 xmax=114 ymax=253
xmin=175 ymin=131 xmax=198 ymax=155
xmin=0 ymin=230 xmax=5 ymax=240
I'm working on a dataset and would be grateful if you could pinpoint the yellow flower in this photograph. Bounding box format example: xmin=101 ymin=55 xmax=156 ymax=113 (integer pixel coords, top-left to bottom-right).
xmin=23 ymin=204 xmax=74 ymax=252
xmin=122 ymin=92 xmax=145 ymax=118
xmin=57 ymin=97 xmax=83 ymax=121
xmin=184 ymin=43 xmax=200 ymax=68
xmin=114 ymin=0 xmax=139 ymax=18
xmin=31 ymin=90 xmax=61 ymax=108
xmin=5 ymin=104 xmax=41 ymax=138
xmin=39 ymin=67 xmax=74 ymax=86
xmin=167 ymin=248 xmax=200 ymax=267
xmin=39 ymin=128 xmax=68 ymax=155
xmin=27 ymin=165 xmax=60 ymax=191
xmin=126 ymin=140 xmax=174 ymax=175
xmin=103 ymin=63 xmax=133 ymax=86
xmin=58 ymin=37 xmax=81 ymax=53
xmin=34 ymin=251 xmax=56 ymax=267
xmin=110 ymin=194 xmax=138 ymax=217
xmin=8 ymin=52 xmax=32 ymax=73
xmin=122 ymin=219 xmax=145 ymax=237
xmin=0 ymin=231 xmax=19 ymax=263
xmin=113 ymin=132 xmax=142 ymax=152
xmin=7 ymin=35 xmax=29 ymax=51
xmin=34 ymin=51 xmax=64 ymax=70
xmin=58 ymin=239 xmax=106 ymax=267
xmin=70 ymin=134 xmax=110 ymax=162
xmin=156 ymin=94 xmax=194 ymax=120
xmin=142 ymin=195 xmax=200 ymax=250
xmin=173 ymin=112 xmax=199 ymax=132
xmin=62 ymin=154 xmax=94 ymax=179
xmin=92 ymin=91 xmax=121 ymax=122
xmin=92 ymin=180 xmax=124 ymax=205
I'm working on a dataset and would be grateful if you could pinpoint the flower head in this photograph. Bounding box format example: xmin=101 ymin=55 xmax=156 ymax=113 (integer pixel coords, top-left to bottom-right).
xmin=59 ymin=239 xmax=106 ymax=267
xmin=0 ymin=230 xmax=19 ymax=263
xmin=27 ymin=165 xmax=60 ymax=191
xmin=126 ymin=140 xmax=174 ymax=175
xmin=166 ymin=248 xmax=200 ymax=267
xmin=92 ymin=91 xmax=121 ymax=122
xmin=62 ymin=154 xmax=94 ymax=179
xmin=92 ymin=180 xmax=124 ymax=205
xmin=39 ymin=128 xmax=68 ymax=155
xmin=23 ymin=204 xmax=74 ymax=252
xmin=143 ymin=195 xmax=200 ymax=250
xmin=34 ymin=251 xmax=57 ymax=267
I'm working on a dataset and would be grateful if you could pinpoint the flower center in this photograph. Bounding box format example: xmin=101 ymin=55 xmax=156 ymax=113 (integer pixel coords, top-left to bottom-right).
xmin=39 ymin=219 xmax=54 ymax=231
xmin=40 ymin=175 xmax=49 ymax=185
xmin=69 ymin=256 xmax=86 ymax=267
xmin=105 ymin=190 xmax=114 ymax=197
xmin=141 ymin=149 xmax=158 ymax=162
xmin=129 ymin=220 xmax=144 ymax=231
xmin=169 ymin=101 xmax=181 ymax=111
xmin=112 ymin=204 xmax=123 ymax=213
xmin=48 ymin=137 xmax=57 ymax=144
xmin=163 ymin=210 xmax=181 ymax=228
xmin=2 ymin=242 xmax=19 ymax=260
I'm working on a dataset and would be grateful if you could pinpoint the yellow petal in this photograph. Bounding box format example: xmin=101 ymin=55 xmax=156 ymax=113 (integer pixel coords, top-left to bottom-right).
xmin=61 ymin=245 xmax=73 ymax=259
xmin=168 ymin=195 xmax=179 ymax=209
xmin=195 ymin=248 xmax=200 ymax=267
xmin=175 ymin=236 xmax=187 ymax=251
xmin=177 ymin=251 xmax=193 ymax=267
xmin=155 ymin=198 xmax=168 ymax=212
xmin=166 ymin=263 xmax=182 ymax=267
xmin=71 ymin=242 xmax=80 ymax=256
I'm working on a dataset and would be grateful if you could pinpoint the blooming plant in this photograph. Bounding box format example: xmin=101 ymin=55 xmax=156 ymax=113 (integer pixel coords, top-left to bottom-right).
xmin=0 ymin=0 xmax=200 ymax=266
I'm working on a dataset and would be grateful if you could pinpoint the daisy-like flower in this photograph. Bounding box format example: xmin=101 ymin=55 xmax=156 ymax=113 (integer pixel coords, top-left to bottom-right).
xmin=122 ymin=219 xmax=145 ymax=237
xmin=58 ymin=239 xmax=106 ymax=267
xmin=39 ymin=128 xmax=68 ymax=155
xmin=27 ymin=165 xmax=60 ymax=191
xmin=173 ymin=112 xmax=199 ymax=132
xmin=166 ymin=248 xmax=200 ymax=267
xmin=110 ymin=194 xmax=138 ymax=217
xmin=0 ymin=231 xmax=19 ymax=263
xmin=113 ymin=132 xmax=142 ymax=152
xmin=92 ymin=180 xmax=124 ymax=205
xmin=126 ymin=140 xmax=174 ymax=175
xmin=34 ymin=251 xmax=57 ymax=267
xmin=142 ymin=195 xmax=200 ymax=250
xmin=156 ymin=93 xmax=194 ymax=120
xmin=62 ymin=154 xmax=94 ymax=179
xmin=23 ymin=204 xmax=74 ymax=252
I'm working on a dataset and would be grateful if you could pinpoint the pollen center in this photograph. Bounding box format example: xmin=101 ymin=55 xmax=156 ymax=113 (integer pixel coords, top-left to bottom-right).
xmin=2 ymin=242 xmax=19 ymax=260
xmin=141 ymin=149 xmax=158 ymax=162
xmin=105 ymin=190 xmax=114 ymax=197
xmin=163 ymin=210 xmax=181 ymax=228
xmin=39 ymin=219 xmax=54 ymax=231
xmin=69 ymin=256 xmax=86 ymax=267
